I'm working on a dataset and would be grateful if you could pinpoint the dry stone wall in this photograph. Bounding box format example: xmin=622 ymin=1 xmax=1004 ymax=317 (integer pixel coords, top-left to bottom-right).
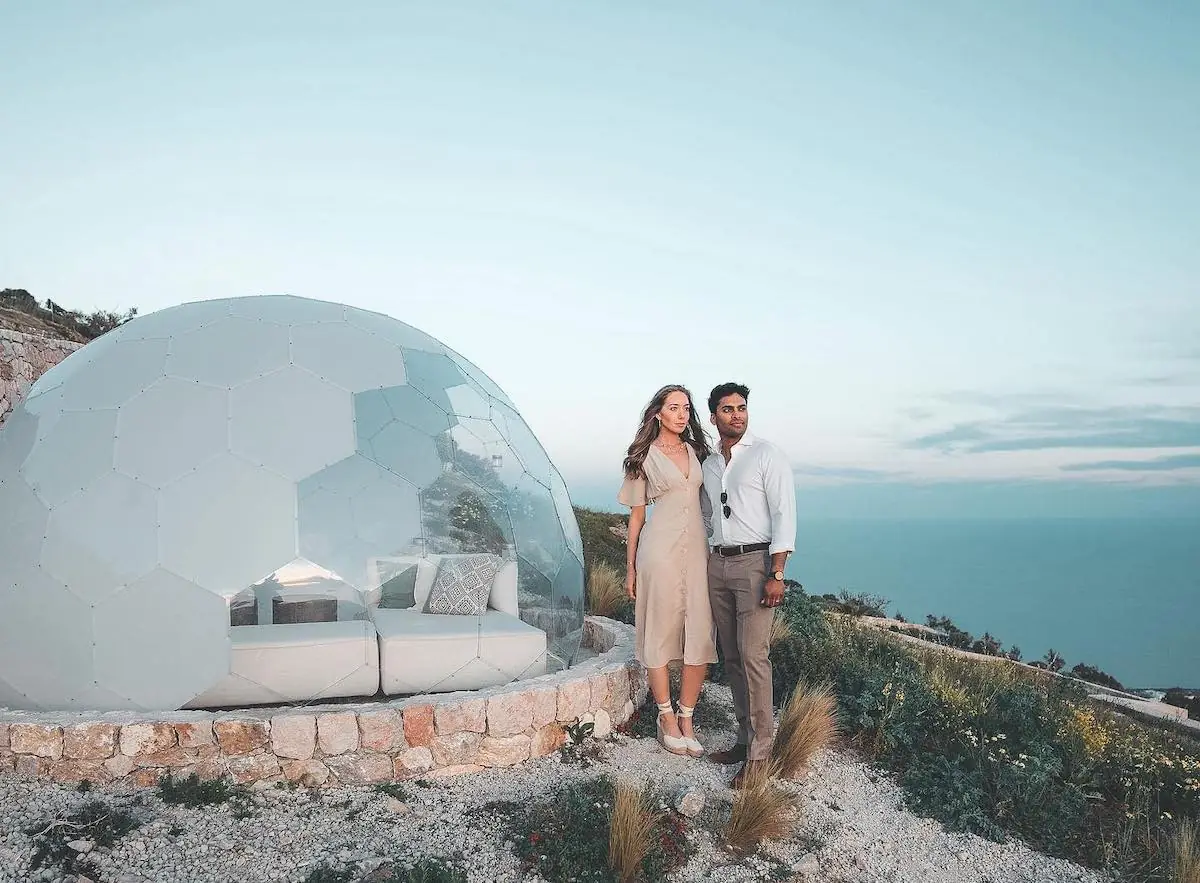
xmin=0 ymin=328 xmax=82 ymax=424
xmin=0 ymin=617 xmax=646 ymax=789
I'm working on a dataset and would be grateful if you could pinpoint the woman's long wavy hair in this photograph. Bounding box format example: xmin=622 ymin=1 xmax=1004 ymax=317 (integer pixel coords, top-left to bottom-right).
xmin=623 ymin=384 xmax=712 ymax=479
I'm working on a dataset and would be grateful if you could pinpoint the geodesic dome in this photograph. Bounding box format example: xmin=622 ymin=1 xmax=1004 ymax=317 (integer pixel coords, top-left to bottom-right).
xmin=0 ymin=295 xmax=585 ymax=712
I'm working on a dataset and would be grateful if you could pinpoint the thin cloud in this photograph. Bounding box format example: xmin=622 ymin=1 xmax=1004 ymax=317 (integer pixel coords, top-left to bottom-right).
xmin=906 ymin=406 xmax=1200 ymax=453
xmin=1062 ymin=453 xmax=1200 ymax=472
xmin=794 ymin=464 xmax=905 ymax=481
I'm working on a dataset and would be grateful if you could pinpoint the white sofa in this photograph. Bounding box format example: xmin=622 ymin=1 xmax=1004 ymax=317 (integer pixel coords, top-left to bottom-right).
xmin=369 ymin=554 xmax=548 ymax=694
xmin=186 ymin=620 xmax=381 ymax=708
xmin=187 ymin=553 xmax=546 ymax=709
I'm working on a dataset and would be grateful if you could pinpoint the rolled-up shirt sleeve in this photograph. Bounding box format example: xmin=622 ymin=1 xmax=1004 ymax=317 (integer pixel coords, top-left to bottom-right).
xmin=762 ymin=445 xmax=796 ymax=554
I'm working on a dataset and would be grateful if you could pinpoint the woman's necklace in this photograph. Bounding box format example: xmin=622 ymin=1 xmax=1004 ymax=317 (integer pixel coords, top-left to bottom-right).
xmin=656 ymin=439 xmax=687 ymax=454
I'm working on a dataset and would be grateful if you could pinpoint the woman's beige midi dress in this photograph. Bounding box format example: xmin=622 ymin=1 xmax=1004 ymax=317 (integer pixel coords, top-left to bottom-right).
xmin=618 ymin=445 xmax=717 ymax=669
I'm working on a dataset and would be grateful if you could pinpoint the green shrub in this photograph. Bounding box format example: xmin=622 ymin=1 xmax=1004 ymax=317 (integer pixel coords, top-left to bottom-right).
xmin=27 ymin=799 xmax=141 ymax=875
xmin=771 ymin=599 xmax=1200 ymax=881
xmin=509 ymin=777 xmax=691 ymax=883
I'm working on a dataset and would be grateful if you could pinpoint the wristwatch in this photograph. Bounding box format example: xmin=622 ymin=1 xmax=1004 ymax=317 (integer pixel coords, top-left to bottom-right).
xmin=769 ymin=570 xmax=785 ymax=582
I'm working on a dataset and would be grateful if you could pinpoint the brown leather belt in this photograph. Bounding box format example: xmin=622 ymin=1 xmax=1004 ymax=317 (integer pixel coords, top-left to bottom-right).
xmin=713 ymin=542 xmax=770 ymax=557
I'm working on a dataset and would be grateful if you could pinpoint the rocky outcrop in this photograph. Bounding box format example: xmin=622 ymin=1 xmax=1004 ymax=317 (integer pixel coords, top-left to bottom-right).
xmin=0 ymin=328 xmax=82 ymax=425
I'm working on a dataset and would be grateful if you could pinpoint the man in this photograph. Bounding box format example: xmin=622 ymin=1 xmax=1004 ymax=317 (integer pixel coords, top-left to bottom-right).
xmin=701 ymin=382 xmax=796 ymax=788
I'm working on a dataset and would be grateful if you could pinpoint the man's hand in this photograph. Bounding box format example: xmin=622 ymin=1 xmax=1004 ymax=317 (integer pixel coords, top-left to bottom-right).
xmin=625 ymin=572 xmax=637 ymax=601
xmin=762 ymin=577 xmax=784 ymax=608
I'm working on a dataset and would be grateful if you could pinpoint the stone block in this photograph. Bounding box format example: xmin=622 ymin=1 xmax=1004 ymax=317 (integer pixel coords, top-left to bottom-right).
xmin=0 ymin=752 xmax=14 ymax=774
xmin=487 ymin=691 xmax=533 ymax=737
xmin=403 ymin=705 xmax=435 ymax=748
xmin=271 ymin=715 xmax=316 ymax=760
xmin=607 ymin=667 xmax=632 ymax=712
xmin=63 ymin=723 xmax=118 ymax=761
xmin=317 ymin=712 xmax=359 ymax=755
xmin=227 ymin=753 xmax=281 ymax=784
xmin=530 ymin=687 xmax=557 ymax=727
xmin=592 ymin=709 xmax=612 ymax=739
xmin=104 ymin=754 xmax=135 ymax=778
xmin=175 ymin=721 xmax=214 ymax=748
xmin=434 ymin=699 xmax=486 ymax=735
xmin=619 ymin=700 xmax=636 ymax=725
xmin=475 ymin=734 xmax=531 ymax=767
xmin=14 ymin=755 xmax=46 ymax=778
xmin=179 ymin=759 xmax=224 ymax=782
xmin=10 ymin=724 xmax=64 ymax=759
xmin=134 ymin=747 xmax=193 ymax=769
xmin=120 ymin=723 xmax=176 ymax=757
xmin=0 ymin=723 xmax=8 ymax=748
xmin=556 ymin=680 xmax=591 ymax=723
xmin=427 ymin=764 xmax=483 ymax=778
xmin=589 ymin=673 xmax=611 ymax=710
xmin=282 ymin=759 xmax=330 ymax=788
xmin=50 ymin=760 xmax=112 ymax=785
xmin=326 ymin=753 xmax=394 ymax=785
xmin=131 ymin=768 xmax=164 ymax=788
xmin=394 ymin=747 xmax=433 ymax=776
xmin=213 ymin=720 xmax=268 ymax=755
xmin=530 ymin=724 xmax=566 ymax=758
xmin=358 ymin=710 xmax=404 ymax=752
xmin=430 ymin=732 xmax=482 ymax=767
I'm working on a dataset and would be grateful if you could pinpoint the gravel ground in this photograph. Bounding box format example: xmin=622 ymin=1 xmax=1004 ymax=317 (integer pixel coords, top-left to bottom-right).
xmin=0 ymin=685 xmax=1109 ymax=883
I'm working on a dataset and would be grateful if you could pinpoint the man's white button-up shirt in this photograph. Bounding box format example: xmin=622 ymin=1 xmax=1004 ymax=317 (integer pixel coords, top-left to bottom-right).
xmin=701 ymin=431 xmax=796 ymax=555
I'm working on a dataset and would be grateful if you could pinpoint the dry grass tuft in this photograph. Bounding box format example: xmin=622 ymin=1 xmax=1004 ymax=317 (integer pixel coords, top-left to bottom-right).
xmin=1173 ymin=818 xmax=1200 ymax=883
xmin=588 ymin=562 xmax=628 ymax=618
xmin=773 ymin=681 xmax=840 ymax=778
xmin=724 ymin=761 xmax=795 ymax=853
xmin=608 ymin=780 xmax=658 ymax=882
xmin=769 ymin=614 xmax=793 ymax=646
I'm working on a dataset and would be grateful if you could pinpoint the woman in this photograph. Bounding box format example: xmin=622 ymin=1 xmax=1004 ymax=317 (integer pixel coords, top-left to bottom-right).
xmin=618 ymin=384 xmax=716 ymax=757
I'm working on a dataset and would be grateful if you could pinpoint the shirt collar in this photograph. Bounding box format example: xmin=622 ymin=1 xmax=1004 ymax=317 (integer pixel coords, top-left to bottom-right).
xmin=735 ymin=430 xmax=757 ymax=447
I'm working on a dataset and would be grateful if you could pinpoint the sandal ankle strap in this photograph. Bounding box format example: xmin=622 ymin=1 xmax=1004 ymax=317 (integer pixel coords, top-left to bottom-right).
xmin=677 ymin=704 xmax=695 ymax=718
xmin=656 ymin=701 xmax=674 ymax=714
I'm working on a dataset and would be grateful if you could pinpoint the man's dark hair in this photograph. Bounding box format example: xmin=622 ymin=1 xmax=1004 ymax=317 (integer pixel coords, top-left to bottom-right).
xmin=708 ymin=382 xmax=750 ymax=414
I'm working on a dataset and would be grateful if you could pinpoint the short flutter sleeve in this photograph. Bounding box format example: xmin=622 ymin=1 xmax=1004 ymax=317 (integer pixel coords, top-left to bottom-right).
xmin=618 ymin=473 xmax=648 ymax=507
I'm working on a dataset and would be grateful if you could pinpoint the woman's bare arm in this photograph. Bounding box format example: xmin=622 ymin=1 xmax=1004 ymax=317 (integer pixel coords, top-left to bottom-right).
xmin=625 ymin=505 xmax=647 ymax=599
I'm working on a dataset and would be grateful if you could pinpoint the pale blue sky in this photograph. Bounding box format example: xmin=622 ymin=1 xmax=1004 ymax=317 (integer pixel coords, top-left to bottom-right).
xmin=2 ymin=1 xmax=1197 ymax=515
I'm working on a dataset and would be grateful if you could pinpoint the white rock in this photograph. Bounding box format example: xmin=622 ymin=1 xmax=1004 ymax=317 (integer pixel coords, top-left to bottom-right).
xmin=673 ymin=785 xmax=706 ymax=818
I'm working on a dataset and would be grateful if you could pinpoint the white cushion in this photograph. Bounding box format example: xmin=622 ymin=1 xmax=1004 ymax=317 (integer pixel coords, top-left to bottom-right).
xmin=489 ymin=559 xmax=519 ymax=616
xmin=374 ymin=609 xmax=546 ymax=694
xmin=186 ymin=621 xmax=380 ymax=708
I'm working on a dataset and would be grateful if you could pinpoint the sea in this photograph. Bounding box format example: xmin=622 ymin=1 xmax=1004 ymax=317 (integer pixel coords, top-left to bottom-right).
xmin=788 ymin=518 xmax=1199 ymax=690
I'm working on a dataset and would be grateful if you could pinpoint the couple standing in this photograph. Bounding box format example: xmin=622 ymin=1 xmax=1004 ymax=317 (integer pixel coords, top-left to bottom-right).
xmin=618 ymin=382 xmax=796 ymax=788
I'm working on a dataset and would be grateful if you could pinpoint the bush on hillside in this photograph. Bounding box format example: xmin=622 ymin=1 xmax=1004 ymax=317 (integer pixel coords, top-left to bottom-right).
xmin=772 ymin=591 xmax=1200 ymax=881
xmin=1069 ymin=663 xmax=1125 ymax=692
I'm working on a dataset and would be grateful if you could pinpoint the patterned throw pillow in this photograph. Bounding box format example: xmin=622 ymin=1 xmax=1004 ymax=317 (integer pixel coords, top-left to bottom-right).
xmin=425 ymin=555 xmax=500 ymax=616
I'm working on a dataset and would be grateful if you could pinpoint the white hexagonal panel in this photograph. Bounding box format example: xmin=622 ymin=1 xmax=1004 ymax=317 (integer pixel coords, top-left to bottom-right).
xmin=0 ymin=406 xmax=38 ymax=473
xmin=0 ymin=294 xmax=585 ymax=711
xmin=41 ymin=471 xmax=158 ymax=603
xmin=57 ymin=337 xmax=169 ymax=411
xmin=116 ymin=377 xmax=230 ymax=488
xmin=93 ymin=569 xmax=231 ymax=710
xmin=166 ymin=315 xmax=291 ymax=388
xmin=230 ymin=366 xmax=354 ymax=480
xmin=159 ymin=452 xmax=297 ymax=595
xmin=230 ymin=294 xmax=346 ymax=325
xmin=345 ymin=304 xmax=448 ymax=352
xmin=118 ymin=297 xmax=233 ymax=341
xmin=21 ymin=408 xmax=117 ymax=506
xmin=25 ymin=330 xmax=121 ymax=400
xmin=290 ymin=322 xmax=408 ymax=392
xmin=0 ymin=568 xmax=96 ymax=710
xmin=0 ymin=472 xmax=46 ymax=531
